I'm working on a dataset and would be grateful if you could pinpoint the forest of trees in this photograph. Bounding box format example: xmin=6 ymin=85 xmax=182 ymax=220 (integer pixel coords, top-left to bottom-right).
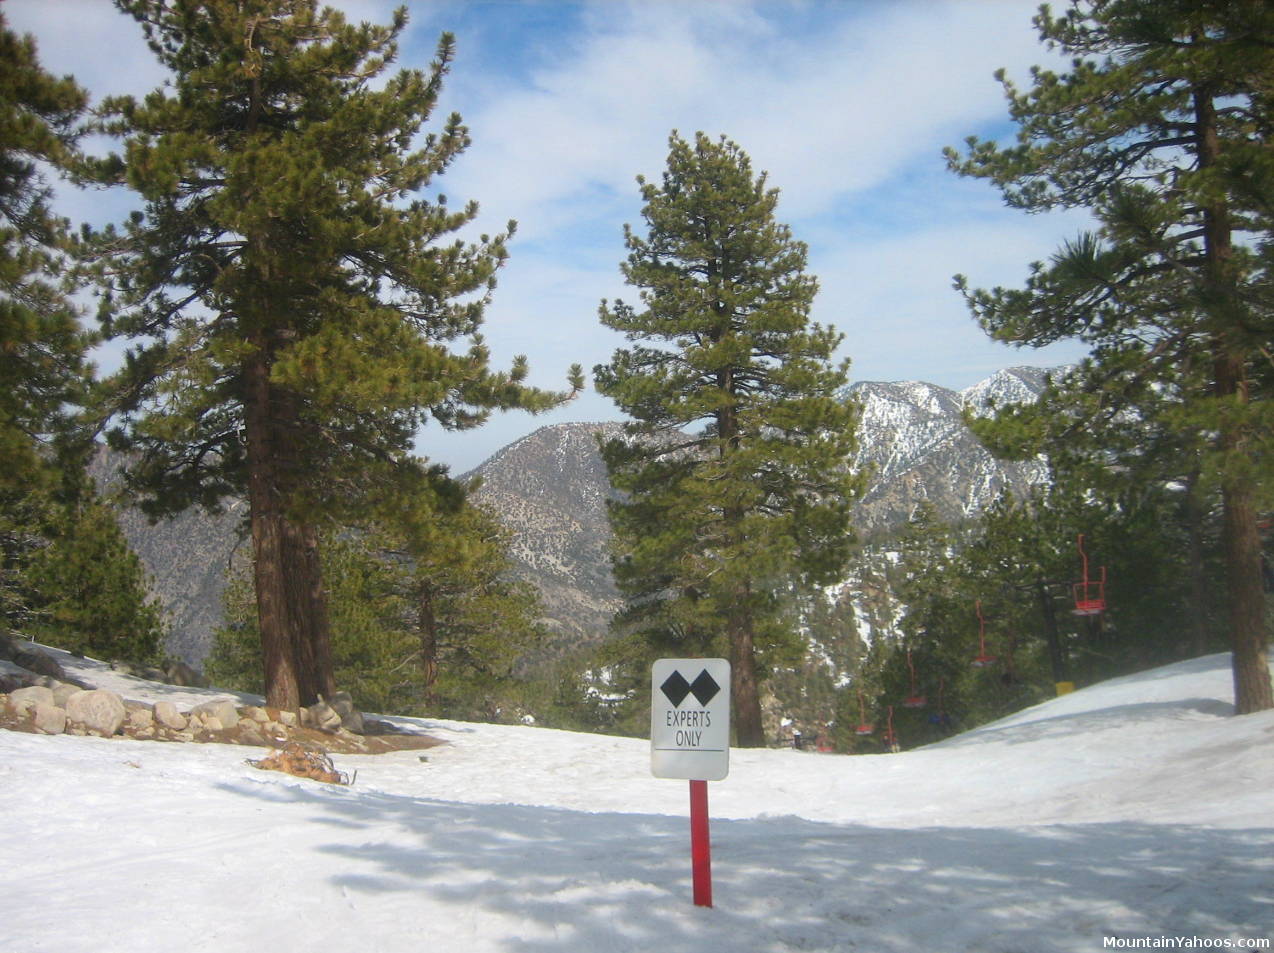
xmin=1 ymin=0 xmax=1268 ymax=745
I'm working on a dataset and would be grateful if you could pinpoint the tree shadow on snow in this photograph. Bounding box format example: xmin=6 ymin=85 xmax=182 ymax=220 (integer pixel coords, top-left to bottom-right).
xmin=215 ymin=778 xmax=1273 ymax=953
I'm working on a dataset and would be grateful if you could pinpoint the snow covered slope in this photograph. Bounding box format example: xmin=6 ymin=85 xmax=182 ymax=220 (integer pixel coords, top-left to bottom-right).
xmin=3 ymin=652 xmax=1271 ymax=953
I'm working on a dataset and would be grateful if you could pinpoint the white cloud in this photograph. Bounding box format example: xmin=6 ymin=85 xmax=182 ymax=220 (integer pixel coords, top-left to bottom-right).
xmin=4 ymin=0 xmax=1091 ymax=472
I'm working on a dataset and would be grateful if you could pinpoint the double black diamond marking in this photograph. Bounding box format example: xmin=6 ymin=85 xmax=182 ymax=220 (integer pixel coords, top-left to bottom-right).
xmin=660 ymin=668 xmax=721 ymax=708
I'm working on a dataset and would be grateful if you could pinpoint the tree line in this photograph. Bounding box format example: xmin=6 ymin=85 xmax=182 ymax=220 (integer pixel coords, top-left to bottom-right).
xmin=1 ymin=0 xmax=1269 ymax=744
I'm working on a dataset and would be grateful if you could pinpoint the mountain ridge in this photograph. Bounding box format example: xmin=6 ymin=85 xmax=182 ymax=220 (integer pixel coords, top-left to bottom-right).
xmin=101 ymin=366 xmax=1061 ymax=665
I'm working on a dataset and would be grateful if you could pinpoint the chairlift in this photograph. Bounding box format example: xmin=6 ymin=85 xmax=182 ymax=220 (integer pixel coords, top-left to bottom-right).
xmin=902 ymin=648 xmax=927 ymax=709
xmin=854 ymin=691 xmax=874 ymax=736
xmin=1072 ymin=533 xmax=1107 ymax=616
xmin=883 ymin=705 xmax=900 ymax=752
xmin=972 ymin=599 xmax=997 ymax=668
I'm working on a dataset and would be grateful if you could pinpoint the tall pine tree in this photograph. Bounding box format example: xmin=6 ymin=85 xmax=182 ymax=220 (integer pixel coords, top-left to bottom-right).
xmin=92 ymin=1 xmax=578 ymax=709
xmin=946 ymin=0 xmax=1274 ymax=713
xmin=0 ymin=13 xmax=94 ymax=635
xmin=594 ymin=132 xmax=863 ymax=747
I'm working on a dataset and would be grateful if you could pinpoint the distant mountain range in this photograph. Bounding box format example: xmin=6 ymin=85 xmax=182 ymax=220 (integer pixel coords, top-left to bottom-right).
xmin=100 ymin=366 xmax=1059 ymax=665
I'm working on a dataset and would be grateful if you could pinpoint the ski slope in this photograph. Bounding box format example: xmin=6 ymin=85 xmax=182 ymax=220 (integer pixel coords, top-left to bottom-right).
xmin=2 ymin=652 xmax=1271 ymax=953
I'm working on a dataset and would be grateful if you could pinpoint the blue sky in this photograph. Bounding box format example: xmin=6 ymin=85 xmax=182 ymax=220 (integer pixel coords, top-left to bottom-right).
xmin=8 ymin=0 xmax=1090 ymax=473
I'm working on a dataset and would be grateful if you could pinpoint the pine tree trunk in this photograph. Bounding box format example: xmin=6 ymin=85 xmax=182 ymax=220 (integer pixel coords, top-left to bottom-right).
xmin=1220 ymin=458 xmax=1272 ymax=714
xmin=1196 ymin=87 xmax=1272 ymax=714
xmin=282 ymin=517 xmax=323 ymax=704
xmin=729 ymin=604 xmax=765 ymax=748
xmin=245 ymin=346 xmax=301 ymax=711
xmin=299 ymin=522 xmax=337 ymax=701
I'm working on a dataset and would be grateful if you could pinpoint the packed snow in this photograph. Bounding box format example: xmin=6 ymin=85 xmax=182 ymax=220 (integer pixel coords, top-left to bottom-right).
xmin=3 ymin=650 xmax=1272 ymax=953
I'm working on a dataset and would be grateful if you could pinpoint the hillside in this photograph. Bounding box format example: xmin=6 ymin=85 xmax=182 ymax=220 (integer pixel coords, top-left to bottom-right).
xmin=2 ymin=649 xmax=1270 ymax=952
xmin=99 ymin=367 xmax=1060 ymax=664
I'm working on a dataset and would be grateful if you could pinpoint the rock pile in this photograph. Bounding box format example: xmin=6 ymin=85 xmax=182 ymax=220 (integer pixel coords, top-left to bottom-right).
xmin=0 ymin=637 xmax=439 ymax=756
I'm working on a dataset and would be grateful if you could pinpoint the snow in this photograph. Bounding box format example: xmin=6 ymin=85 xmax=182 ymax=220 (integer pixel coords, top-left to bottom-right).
xmin=3 ymin=651 xmax=1272 ymax=952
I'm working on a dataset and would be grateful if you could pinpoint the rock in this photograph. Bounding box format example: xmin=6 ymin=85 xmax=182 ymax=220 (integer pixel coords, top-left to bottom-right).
xmin=190 ymin=699 xmax=239 ymax=731
xmin=306 ymin=700 xmax=342 ymax=733
xmin=244 ymin=706 xmax=270 ymax=724
xmin=154 ymin=701 xmax=186 ymax=730
xmin=326 ymin=692 xmax=365 ymax=734
xmin=164 ymin=659 xmax=207 ymax=687
xmin=13 ymin=643 xmax=65 ymax=680
xmin=127 ymin=706 xmax=155 ymax=730
xmin=199 ymin=715 xmax=225 ymax=732
xmin=0 ymin=632 xmax=20 ymax=661
xmin=65 ymin=689 xmax=127 ymax=737
xmin=9 ymin=685 xmax=55 ymax=715
xmin=51 ymin=682 xmax=80 ymax=707
xmin=33 ymin=702 xmax=67 ymax=735
xmin=276 ymin=709 xmax=298 ymax=728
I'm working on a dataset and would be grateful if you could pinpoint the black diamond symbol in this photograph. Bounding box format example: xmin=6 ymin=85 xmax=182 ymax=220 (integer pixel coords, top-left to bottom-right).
xmin=660 ymin=671 xmax=691 ymax=707
xmin=690 ymin=669 xmax=721 ymax=706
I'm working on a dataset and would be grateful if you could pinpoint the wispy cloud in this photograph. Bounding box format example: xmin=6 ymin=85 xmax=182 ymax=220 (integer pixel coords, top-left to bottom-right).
xmin=6 ymin=0 xmax=1089 ymax=471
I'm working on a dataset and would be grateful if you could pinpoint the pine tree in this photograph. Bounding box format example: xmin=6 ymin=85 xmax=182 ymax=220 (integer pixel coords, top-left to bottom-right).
xmin=0 ymin=13 xmax=94 ymax=632
xmin=0 ymin=13 xmax=91 ymax=485
xmin=946 ymin=0 xmax=1274 ymax=713
xmin=207 ymin=496 xmax=548 ymax=721
xmin=387 ymin=496 xmax=549 ymax=718
xmin=27 ymin=485 xmax=167 ymax=664
xmin=594 ymin=132 xmax=864 ymax=747
xmin=90 ymin=1 xmax=579 ymax=710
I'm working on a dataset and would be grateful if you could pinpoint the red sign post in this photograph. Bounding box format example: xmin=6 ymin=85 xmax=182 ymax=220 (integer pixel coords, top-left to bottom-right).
xmin=689 ymin=779 xmax=713 ymax=907
xmin=650 ymin=658 xmax=731 ymax=909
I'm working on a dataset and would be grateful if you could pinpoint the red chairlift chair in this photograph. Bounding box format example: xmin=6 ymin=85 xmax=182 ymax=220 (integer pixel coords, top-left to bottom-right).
xmin=972 ymin=599 xmax=997 ymax=668
xmin=902 ymin=648 xmax=927 ymax=709
xmin=1072 ymin=533 xmax=1107 ymax=616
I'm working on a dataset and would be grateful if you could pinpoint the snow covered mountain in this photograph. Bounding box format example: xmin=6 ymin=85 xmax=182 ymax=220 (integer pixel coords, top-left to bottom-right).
xmin=4 ymin=648 xmax=1270 ymax=952
xmin=848 ymin=366 xmax=1053 ymax=532
xmin=102 ymin=368 xmax=1059 ymax=664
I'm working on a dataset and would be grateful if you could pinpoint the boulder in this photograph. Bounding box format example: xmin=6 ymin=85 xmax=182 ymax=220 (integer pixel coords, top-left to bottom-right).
xmin=164 ymin=660 xmax=207 ymax=688
xmin=51 ymin=682 xmax=81 ymax=707
xmin=32 ymin=703 xmax=66 ymax=735
xmin=12 ymin=643 xmax=65 ymax=680
xmin=190 ymin=699 xmax=239 ymax=731
xmin=65 ymin=689 xmax=126 ymax=737
xmin=153 ymin=701 xmax=187 ymax=730
xmin=327 ymin=692 xmax=365 ymax=735
xmin=9 ymin=685 xmax=55 ymax=715
xmin=127 ymin=705 xmax=155 ymax=730
xmin=306 ymin=700 xmax=342 ymax=733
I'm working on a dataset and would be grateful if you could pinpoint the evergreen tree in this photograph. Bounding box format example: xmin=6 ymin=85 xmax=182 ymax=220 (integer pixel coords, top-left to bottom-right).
xmin=208 ymin=495 xmax=548 ymax=721
xmin=0 ymin=13 xmax=94 ymax=632
xmin=27 ymin=485 xmax=167 ymax=664
xmin=946 ymin=0 xmax=1274 ymax=712
xmin=594 ymin=132 xmax=864 ymax=747
xmin=91 ymin=1 xmax=579 ymax=710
